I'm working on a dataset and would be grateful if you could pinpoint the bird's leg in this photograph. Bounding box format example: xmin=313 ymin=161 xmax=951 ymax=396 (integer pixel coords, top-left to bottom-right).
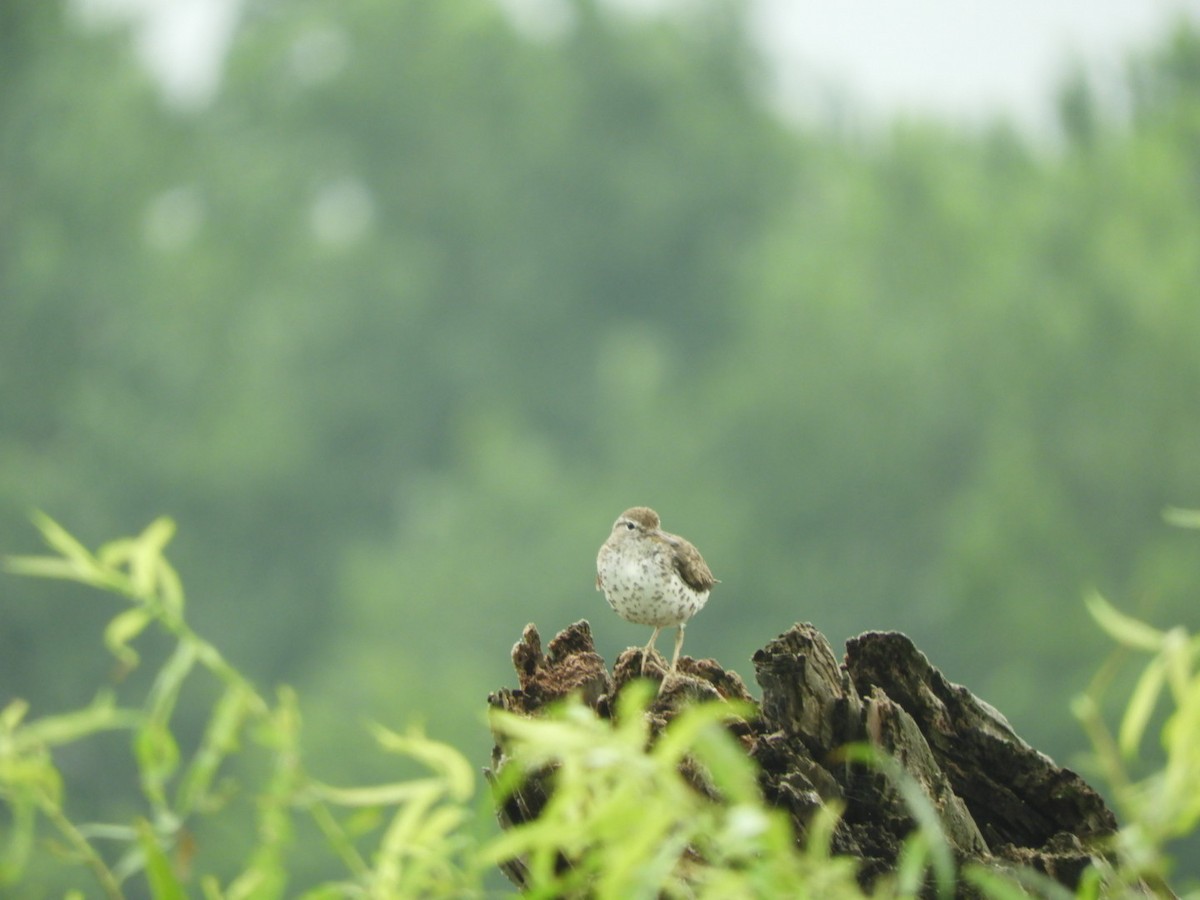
xmin=668 ymin=623 xmax=686 ymax=673
xmin=641 ymin=626 xmax=662 ymax=676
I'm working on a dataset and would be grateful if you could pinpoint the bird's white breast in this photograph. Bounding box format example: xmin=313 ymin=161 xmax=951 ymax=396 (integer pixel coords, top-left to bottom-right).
xmin=597 ymin=545 xmax=709 ymax=628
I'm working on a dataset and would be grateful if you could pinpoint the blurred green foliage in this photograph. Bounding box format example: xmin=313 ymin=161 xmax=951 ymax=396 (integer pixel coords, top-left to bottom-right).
xmin=3 ymin=517 xmax=1199 ymax=896
xmin=2 ymin=516 xmax=491 ymax=897
xmin=4 ymin=0 xmax=1200 ymax=886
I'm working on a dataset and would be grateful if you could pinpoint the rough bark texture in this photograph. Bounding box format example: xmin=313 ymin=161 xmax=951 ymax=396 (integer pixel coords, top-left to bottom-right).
xmin=486 ymin=620 xmax=1118 ymax=895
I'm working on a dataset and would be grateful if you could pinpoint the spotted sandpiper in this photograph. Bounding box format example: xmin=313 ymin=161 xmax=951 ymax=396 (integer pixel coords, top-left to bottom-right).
xmin=595 ymin=506 xmax=717 ymax=676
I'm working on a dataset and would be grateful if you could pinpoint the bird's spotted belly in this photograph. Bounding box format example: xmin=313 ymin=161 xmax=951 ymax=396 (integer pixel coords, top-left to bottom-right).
xmin=597 ymin=556 xmax=708 ymax=628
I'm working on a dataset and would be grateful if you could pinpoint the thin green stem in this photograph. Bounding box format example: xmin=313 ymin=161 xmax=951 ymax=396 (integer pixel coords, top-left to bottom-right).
xmin=37 ymin=789 xmax=125 ymax=900
xmin=307 ymin=799 xmax=371 ymax=880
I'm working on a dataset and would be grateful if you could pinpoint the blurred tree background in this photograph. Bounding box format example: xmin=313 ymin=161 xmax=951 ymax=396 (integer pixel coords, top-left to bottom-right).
xmin=5 ymin=0 xmax=1200 ymax=887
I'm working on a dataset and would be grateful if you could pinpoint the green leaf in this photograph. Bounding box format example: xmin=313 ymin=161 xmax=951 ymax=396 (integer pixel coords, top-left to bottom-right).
xmin=137 ymin=819 xmax=186 ymax=900
xmin=199 ymin=875 xmax=226 ymax=900
xmin=105 ymin=607 xmax=153 ymax=672
xmin=128 ymin=518 xmax=177 ymax=600
xmin=963 ymin=863 xmax=1076 ymax=900
xmin=0 ymin=754 xmax=64 ymax=806
xmin=894 ymin=831 xmax=934 ymax=897
xmin=224 ymin=866 xmax=282 ymax=900
xmin=146 ymin=642 xmax=199 ymax=725
xmin=156 ymin=557 xmax=186 ymax=618
xmin=135 ymin=722 xmax=181 ymax=810
xmin=13 ymin=691 xmax=140 ymax=752
xmin=0 ymin=700 xmax=29 ymax=733
xmin=1119 ymin=656 xmax=1165 ymax=759
xmin=5 ymin=514 xmax=124 ymax=591
xmin=370 ymin=725 xmax=474 ymax=802
xmin=1085 ymin=591 xmax=1164 ymax=651
xmin=295 ymin=887 xmax=346 ymax=900
xmin=176 ymin=684 xmax=254 ymax=816
xmin=308 ymin=779 xmax=449 ymax=807
xmin=31 ymin=511 xmax=96 ymax=568
xmin=76 ymin=824 xmax=138 ymax=841
xmin=1162 ymin=627 xmax=1194 ymax=704
xmin=653 ymin=700 xmax=757 ymax=799
xmin=97 ymin=537 xmax=137 ymax=570
xmin=3 ymin=555 xmax=90 ymax=581
xmin=847 ymin=746 xmax=955 ymax=899
xmin=1164 ymin=507 xmax=1200 ymax=529
xmin=0 ymin=791 xmax=36 ymax=886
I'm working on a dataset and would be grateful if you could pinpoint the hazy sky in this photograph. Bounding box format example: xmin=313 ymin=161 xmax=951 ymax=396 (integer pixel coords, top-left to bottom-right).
xmin=77 ymin=0 xmax=1200 ymax=130
xmin=751 ymin=0 xmax=1200 ymax=131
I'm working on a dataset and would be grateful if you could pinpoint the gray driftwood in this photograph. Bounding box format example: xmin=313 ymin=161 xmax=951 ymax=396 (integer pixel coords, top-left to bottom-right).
xmin=486 ymin=620 xmax=1118 ymax=894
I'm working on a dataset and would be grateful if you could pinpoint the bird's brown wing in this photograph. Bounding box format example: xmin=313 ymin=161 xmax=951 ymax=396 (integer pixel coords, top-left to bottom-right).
xmin=662 ymin=532 xmax=717 ymax=592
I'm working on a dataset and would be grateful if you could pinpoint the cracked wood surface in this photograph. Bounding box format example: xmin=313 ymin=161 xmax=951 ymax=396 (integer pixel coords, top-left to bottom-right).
xmin=486 ymin=620 xmax=1117 ymax=895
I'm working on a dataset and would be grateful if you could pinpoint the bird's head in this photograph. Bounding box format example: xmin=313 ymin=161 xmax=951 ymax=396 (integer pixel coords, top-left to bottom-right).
xmin=611 ymin=506 xmax=661 ymax=539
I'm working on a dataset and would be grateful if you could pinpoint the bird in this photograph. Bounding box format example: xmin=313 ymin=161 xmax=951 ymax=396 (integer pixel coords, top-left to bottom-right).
xmin=595 ymin=506 xmax=717 ymax=676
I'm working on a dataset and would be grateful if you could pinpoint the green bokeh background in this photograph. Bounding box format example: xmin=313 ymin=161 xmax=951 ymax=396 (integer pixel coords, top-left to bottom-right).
xmin=4 ymin=0 xmax=1200 ymax=887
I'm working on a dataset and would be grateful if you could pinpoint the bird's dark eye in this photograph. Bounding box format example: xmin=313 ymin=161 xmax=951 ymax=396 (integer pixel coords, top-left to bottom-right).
xmin=624 ymin=521 xmax=636 ymax=530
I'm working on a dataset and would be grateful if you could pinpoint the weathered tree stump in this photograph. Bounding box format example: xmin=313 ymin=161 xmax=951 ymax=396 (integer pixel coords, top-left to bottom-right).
xmin=486 ymin=620 xmax=1118 ymax=895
